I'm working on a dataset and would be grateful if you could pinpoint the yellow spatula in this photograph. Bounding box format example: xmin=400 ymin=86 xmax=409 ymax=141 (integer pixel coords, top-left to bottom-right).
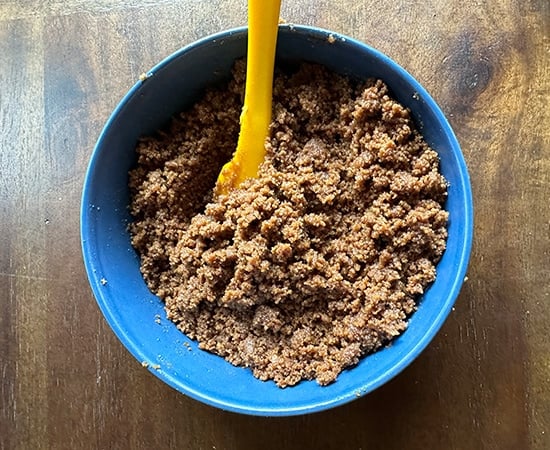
xmin=215 ymin=0 xmax=282 ymax=196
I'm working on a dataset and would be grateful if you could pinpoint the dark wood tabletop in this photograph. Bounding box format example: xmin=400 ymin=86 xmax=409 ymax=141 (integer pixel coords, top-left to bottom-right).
xmin=1 ymin=1 xmax=548 ymax=449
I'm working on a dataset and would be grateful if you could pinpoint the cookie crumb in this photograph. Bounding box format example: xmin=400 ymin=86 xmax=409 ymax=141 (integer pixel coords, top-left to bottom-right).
xmin=129 ymin=62 xmax=448 ymax=388
xmin=100 ymin=278 xmax=107 ymax=286
xmin=327 ymin=33 xmax=336 ymax=44
xmin=141 ymin=361 xmax=149 ymax=368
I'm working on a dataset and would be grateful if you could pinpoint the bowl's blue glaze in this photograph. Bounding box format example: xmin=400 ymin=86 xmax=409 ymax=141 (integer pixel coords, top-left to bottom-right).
xmin=81 ymin=25 xmax=473 ymax=416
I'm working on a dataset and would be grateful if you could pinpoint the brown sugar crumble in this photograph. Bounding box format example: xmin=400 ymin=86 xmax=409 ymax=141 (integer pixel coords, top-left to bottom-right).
xmin=129 ymin=62 xmax=448 ymax=387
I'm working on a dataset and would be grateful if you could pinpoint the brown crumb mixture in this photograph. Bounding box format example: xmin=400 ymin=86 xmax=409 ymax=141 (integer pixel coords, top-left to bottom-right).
xmin=129 ymin=62 xmax=448 ymax=387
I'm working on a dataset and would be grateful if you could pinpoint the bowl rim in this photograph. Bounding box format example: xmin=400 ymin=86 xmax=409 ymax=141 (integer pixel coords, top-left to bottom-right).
xmin=81 ymin=24 xmax=473 ymax=416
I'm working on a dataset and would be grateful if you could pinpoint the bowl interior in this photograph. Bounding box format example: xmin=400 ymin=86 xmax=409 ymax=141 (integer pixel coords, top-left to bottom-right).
xmin=81 ymin=25 xmax=472 ymax=416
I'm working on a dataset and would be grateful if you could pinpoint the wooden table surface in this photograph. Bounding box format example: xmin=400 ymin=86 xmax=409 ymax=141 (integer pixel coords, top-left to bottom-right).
xmin=1 ymin=0 xmax=548 ymax=449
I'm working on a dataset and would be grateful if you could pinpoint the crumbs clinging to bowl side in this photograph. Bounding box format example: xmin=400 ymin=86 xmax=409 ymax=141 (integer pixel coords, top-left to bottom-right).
xmin=128 ymin=61 xmax=448 ymax=387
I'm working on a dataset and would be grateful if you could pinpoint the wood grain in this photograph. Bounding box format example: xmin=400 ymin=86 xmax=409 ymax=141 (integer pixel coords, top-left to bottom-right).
xmin=1 ymin=0 xmax=548 ymax=449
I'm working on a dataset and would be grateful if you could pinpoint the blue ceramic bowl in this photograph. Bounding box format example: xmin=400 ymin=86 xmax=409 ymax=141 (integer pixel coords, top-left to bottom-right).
xmin=81 ymin=25 xmax=473 ymax=416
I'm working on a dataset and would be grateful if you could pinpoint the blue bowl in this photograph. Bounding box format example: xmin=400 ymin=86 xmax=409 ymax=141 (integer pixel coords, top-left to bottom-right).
xmin=81 ymin=25 xmax=473 ymax=416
